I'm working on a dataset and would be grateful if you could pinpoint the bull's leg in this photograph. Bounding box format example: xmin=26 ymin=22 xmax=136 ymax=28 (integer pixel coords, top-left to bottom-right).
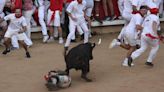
xmin=65 ymin=68 xmax=70 ymax=75
xmin=81 ymin=69 xmax=92 ymax=82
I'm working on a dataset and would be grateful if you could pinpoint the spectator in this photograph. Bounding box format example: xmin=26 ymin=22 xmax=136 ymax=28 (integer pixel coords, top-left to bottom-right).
xmin=23 ymin=0 xmax=35 ymax=38
xmin=85 ymin=0 xmax=94 ymax=36
xmin=34 ymin=0 xmax=49 ymax=43
xmin=112 ymin=0 xmax=120 ymax=20
xmin=102 ymin=0 xmax=114 ymax=21
xmin=47 ymin=0 xmax=64 ymax=44
xmin=94 ymin=0 xmax=103 ymax=23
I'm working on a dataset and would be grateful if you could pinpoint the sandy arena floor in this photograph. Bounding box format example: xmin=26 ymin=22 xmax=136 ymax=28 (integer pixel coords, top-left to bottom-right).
xmin=0 ymin=25 xmax=164 ymax=92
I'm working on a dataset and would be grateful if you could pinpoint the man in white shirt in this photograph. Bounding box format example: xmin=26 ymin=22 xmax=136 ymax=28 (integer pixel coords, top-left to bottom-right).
xmin=112 ymin=0 xmax=142 ymax=48
xmin=0 ymin=9 xmax=31 ymax=58
xmin=128 ymin=8 xmax=161 ymax=67
xmin=64 ymin=0 xmax=89 ymax=50
xmin=34 ymin=0 xmax=49 ymax=43
xmin=116 ymin=0 xmax=133 ymax=43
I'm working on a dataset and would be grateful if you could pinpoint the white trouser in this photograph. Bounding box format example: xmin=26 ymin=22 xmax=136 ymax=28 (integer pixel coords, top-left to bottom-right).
xmin=122 ymin=12 xmax=132 ymax=22
xmin=131 ymin=34 xmax=159 ymax=63
xmin=117 ymin=12 xmax=132 ymax=41
xmin=117 ymin=0 xmax=124 ymax=15
xmin=65 ymin=17 xmax=89 ymax=47
xmin=44 ymin=0 xmax=50 ymax=22
xmin=71 ymin=25 xmax=84 ymax=40
xmin=117 ymin=26 xmax=126 ymax=41
xmin=23 ymin=9 xmax=35 ymax=38
xmin=38 ymin=6 xmax=48 ymax=36
xmin=11 ymin=33 xmax=33 ymax=48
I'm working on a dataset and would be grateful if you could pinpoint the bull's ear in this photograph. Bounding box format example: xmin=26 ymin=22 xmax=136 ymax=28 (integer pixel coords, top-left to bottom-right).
xmin=92 ymin=43 xmax=96 ymax=48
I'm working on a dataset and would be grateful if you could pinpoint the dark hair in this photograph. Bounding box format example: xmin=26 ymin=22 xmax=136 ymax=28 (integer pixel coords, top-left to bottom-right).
xmin=140 ymin=5 xmax=148 ymax=10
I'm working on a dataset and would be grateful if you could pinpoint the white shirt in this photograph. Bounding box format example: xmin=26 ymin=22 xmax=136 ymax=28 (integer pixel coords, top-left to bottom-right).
xmin=123 ymin=0 xmax=133 ymax=13
xmin=35 ymin=0 xmax=45 ymax=7
xmin=4 ymin=14 xmax=27 ymax=32
xmin=152 ymin=0 xmax=162 ymax=8
xmin=0 ymin=0 xmax=6 ymax=18
xmin=85 ymin=0 xmax=94 ymax=8
xmin=67 ymin=0 xmax=86 ymax=19
xmin=146 ymin=0 xmax=158 ymax=8
xmin=132 ymin=0 xmax=149 ymax=10
xmin=126 ymin=13 xmax=144 ymax=34
xmin=142 ymin=14 xmax=160 ymax=36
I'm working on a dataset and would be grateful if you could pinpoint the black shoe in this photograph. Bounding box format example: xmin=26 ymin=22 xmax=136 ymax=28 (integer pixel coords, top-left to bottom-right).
xmin=145 ymin=62 xmax=154 ymax=67
xmin=54 ymin=37 xmax=59 ymax=40
xmin=136 ymin=44 xmax=140 ymax=49
xmin=95 ymin=17 xmax=103 ymax=24
xmin=2 ymin=49 xmax=10 ymax=55
xmin=80 ymin=34 xmax=84 ymax=40
xmin=71 ymin=39 xmax=76 ymax=43
xmin=128 ymin=57 xmax=133 ymax=67
xmin=104 ymin=16 xmax=111 ymax=21
xmin=26 ymin=52 xmax=31 ymax=58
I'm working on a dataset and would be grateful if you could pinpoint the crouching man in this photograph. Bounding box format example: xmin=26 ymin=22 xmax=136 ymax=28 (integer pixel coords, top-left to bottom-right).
xmin=0 ymin=8 xmax=31 ymax=58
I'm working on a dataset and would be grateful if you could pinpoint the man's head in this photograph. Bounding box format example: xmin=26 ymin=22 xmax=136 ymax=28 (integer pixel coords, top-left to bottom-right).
xmin=139 ymin=5 xmax=148 ymax=17
xmin=15 ymin=8 xmax=22 ymax=18
xmin=77 ymin=0 xmax=82 ymax=4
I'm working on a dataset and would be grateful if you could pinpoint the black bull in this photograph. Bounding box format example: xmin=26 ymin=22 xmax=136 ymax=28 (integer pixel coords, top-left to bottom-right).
xmin=64 ymin=42 xmax=96 ymax=82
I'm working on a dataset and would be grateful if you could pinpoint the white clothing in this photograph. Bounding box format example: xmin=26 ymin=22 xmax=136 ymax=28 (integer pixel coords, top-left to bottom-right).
xmin=65 ymin=0 xmax=89 ymax=47
xmin=66 ymin=0 xmax=86 ymax=23
xmin=0 ymin=0 xmax=6 ymax=14
xmin=4 ymin=14 xmax=27 ymax=32
xmin=85 ymin=0 xmax=94 ymax=17
xmin=124 ymin=13 xmax=144 ymax=46
xmin=131 ymin=14 xmax=160 ymax=63
xmin=47 ymin=9 xmax=61 ymax=27
xmin=142 ymin=14 xmax=160 ymax=37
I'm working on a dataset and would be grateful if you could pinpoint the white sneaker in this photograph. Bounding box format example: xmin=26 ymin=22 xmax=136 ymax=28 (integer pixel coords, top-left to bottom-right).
xmin=47 ymin=37 xmax=54 ymax=43
xmin=54 ymin=29 xmax=58 ymax=38
xmin=43 ymin=35 xmax=49 ymax=43
xmin=59 ymin=37 xmax=64 ymax=44
xmin=109 ymin=39 xmax=119 ymax=49
xmin=122 ymin=60 xmax=134 ymax=67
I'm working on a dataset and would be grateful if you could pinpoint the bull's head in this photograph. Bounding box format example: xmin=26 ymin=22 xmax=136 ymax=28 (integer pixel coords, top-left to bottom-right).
xmin=91 ymin=43 xmax=96 ymax=48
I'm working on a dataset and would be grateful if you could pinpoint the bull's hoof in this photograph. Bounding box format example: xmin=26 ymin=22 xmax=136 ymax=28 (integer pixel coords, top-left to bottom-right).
xmin=81 ymin=76 xmax=92 ymax=82
xmin=85 ymin=78 xmax=92 ymax=82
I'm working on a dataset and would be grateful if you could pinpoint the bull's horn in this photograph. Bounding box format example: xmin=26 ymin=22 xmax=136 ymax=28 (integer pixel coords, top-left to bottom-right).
xmin=97 ymin=38 xmax=102 ymax=45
